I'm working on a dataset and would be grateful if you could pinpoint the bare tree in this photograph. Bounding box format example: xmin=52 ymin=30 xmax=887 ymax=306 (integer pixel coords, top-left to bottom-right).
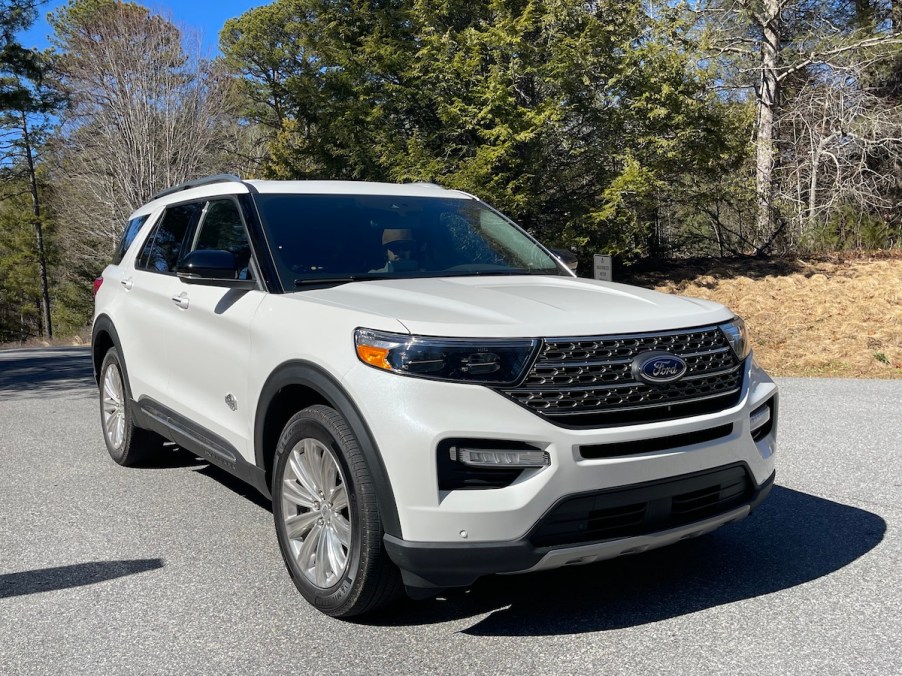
xmin=698 ymin=0 xmax=902 ymax=251
xmin=781 ymin=71 xmax=902 ymax=248
xmin=47 ymin=0 xmax=234 ymax=269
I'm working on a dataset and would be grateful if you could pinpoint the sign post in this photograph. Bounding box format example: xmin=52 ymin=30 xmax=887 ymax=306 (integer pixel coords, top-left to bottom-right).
xmin=593 ymin=254 xmax=613 ymax=282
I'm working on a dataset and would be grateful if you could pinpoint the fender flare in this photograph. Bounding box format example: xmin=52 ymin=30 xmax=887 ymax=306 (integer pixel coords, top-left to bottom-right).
xmin=92 ymin=315 xmax=148 ymax=431
xmin=91 ymin=315 xmax=132 ymax=396
xmin=254 ymin=360 xmax=402 ymax=538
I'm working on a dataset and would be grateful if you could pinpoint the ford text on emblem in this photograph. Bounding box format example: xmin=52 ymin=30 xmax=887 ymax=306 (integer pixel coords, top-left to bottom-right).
xmin=632 ymin=352 xmax=688 ymax=385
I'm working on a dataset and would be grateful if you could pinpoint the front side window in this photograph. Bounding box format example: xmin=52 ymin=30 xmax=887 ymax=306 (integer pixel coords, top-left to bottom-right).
xmin=136 ymin=202 xmax=203 ymax=274
xmin=253 ymin=194 xmax=562 ymax=287
xmin=190 ymin=199 xmax=254 ymax=280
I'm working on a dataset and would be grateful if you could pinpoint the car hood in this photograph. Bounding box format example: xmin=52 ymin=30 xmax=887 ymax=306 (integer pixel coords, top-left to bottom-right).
xmin=290 ymin=275 xmax=734 ymax=338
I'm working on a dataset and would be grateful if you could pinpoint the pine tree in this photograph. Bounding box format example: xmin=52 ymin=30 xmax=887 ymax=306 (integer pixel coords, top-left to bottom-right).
xmin=1 ymin=1 xmax=61 ymax=339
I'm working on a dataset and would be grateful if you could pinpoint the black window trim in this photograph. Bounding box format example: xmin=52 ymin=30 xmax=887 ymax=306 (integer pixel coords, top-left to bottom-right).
xmin=132 ymin=193 xmax=269 ymax=292
xmin=241 ymin=193 xmax=282 ymax=294
xmin=127 ymin=208 xmax=165 ymax=267
xmin=139 ymin=181 xmax=279 ymax=292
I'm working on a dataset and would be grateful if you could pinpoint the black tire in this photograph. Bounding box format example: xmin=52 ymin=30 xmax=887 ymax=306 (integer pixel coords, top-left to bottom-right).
xmin=98 ymin=348 xmax=160 ymax=467
xmin=272 ymin=404 xmax=402 ymax=618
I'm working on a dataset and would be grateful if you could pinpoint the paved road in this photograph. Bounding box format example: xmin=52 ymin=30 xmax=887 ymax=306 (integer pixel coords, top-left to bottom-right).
xmin=1 ymin=347 xmax=900 ymax=674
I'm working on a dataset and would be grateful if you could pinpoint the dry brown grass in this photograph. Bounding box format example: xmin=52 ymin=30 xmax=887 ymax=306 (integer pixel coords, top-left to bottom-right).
xmin=626 ymin=251 xmax=902 ymax=379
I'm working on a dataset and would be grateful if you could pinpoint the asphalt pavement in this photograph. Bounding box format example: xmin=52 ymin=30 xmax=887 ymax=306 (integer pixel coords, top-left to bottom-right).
xmin=0 ymin=347 xmax=900 ymax=674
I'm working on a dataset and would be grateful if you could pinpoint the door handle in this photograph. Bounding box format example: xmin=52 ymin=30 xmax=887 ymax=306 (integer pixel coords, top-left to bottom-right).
xmin=171 ymin=294 xmax=189 ymax=309
xmin=120 ymin=277 xmax=133 ymax=290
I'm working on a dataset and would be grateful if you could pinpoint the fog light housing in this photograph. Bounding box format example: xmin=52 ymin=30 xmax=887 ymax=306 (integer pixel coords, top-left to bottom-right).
xmin=451 ymin=446 xmax=550 ymax=468
xmin=437 ymin=439 xmax=549 ymax=490
xmin=750 ymin=398 xmax=775 ymax=443
xmin=750 ymin=404 xmax=771 ymax=432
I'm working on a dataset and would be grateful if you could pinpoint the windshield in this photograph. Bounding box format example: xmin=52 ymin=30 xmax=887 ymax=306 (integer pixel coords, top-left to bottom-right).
xmin=253 ymin=193 xmax=564 ymax=286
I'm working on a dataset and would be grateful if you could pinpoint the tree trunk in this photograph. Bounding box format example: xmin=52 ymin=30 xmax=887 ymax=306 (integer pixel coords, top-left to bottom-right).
xmin=754 ymin=0 xmax=781 ymax=251
xmin=712 ymin=202 xmax=725 ymax=257
xmin=807 ymin=147 xmax=820 ymax=233
xmin=20 ymin=110 xmax=53 ymax=340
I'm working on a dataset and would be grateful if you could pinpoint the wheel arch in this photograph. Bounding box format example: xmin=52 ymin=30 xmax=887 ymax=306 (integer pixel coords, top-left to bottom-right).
xmin=91 ymin=315 xmax=132 ymax=395
xmin=91 ymin=315 xmax=114 ymax=383
xmin=255 ymin=361 xmax=402 ymax=538
xmin=93 ymin=314 xmax=156 ymax=439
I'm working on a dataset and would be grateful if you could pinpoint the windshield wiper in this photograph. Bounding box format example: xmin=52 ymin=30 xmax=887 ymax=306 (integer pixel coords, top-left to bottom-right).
xmin=294 ymin=274 xmax=388 ymax=287
xmin=440 ymin=268 xmax=561 ymax=277
xmin=294 ymin=269 xmax=563 ymax=286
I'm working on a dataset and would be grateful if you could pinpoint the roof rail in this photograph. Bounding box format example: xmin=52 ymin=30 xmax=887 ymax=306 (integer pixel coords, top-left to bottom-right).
xmin=150 ymin=174 xmax=246 ymax=201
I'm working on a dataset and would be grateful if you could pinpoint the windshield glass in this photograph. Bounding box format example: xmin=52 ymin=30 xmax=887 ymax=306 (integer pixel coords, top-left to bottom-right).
xmin=253 ymin=194 xmax=563 ymax=286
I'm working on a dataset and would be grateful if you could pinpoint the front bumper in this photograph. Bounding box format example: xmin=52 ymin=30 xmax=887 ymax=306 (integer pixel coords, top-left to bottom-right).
xmin=385 ymin=467 xmax=775 ymax=590
xmin=344 ymin=355 xmax=778 ymax=587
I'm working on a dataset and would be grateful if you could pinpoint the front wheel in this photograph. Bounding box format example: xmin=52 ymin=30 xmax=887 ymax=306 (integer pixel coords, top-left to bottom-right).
xmin=272 ymin=405 xmax=402 ymax=618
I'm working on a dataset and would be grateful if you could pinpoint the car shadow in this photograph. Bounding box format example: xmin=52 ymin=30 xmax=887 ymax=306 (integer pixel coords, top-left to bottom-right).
xmin=195 ymin=462 xmax=273 ymax=511
xmin=137 ymin=441 xmax=271 ymax=507
xmin=360 ymin=486 xmax=885 ymax=633
xmin=170 ymin=448 xmax=887 ymax=634
xmin=619 ymin=256 xmax=807 ymax=289
xmin=0 ymin=559 xmax=165 ymax=598
xmin=0 ymin=347 xmax=95 ymax=399
xmin=140 ymin=442 xmax=209 ymax=469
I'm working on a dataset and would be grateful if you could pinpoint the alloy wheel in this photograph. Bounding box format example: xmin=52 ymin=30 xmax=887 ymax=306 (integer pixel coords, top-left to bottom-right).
xmin=280 ymin=438 xmax=352 ymax=588
xmin=101 ymin=364 xmax=126 ymax=450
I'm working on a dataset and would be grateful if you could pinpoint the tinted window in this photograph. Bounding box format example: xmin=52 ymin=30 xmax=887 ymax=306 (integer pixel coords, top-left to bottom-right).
xmin=254 ymin=194 xmax=562 ymax=287
xmin=191 ymin=200 xmax=254 ymax=280
xmin=113 ymin=215 xmax=149 ymax=265
xmin=137 ymin=203 xmax=202 ymax=274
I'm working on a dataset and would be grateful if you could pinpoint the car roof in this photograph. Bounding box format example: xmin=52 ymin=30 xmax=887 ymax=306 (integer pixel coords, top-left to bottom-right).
xmin=129 ymin=180 xmax=474 ymax=219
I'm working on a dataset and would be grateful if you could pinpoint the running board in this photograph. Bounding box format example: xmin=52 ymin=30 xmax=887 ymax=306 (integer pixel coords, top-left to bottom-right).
xmin=135 ymin=397 xmax=270 ymax=498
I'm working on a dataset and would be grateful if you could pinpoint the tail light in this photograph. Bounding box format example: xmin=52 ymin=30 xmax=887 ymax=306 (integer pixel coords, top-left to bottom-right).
xmin=93 ymin=277 xmax=104 ymax=296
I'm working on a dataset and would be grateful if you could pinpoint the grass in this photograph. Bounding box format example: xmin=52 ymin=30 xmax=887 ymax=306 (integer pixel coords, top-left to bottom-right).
xmin=623 ymin=250 xmax=902 ymax=379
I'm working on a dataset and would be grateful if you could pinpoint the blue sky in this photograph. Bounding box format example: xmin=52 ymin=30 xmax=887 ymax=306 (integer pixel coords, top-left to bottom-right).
xmin=18 ymin=0 xmax=267 ymax=55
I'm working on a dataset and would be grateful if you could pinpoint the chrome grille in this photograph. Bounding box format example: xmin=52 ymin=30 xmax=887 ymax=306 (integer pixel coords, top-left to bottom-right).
xmin=500 ymin=326 xmax=743 ymax=427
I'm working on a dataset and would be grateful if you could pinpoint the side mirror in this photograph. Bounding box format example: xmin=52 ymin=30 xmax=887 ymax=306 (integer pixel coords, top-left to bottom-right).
xmin=547 ymin=247 xmax=578 ymax=274
xmin=176 ymin=249 xmax=255 ymax=288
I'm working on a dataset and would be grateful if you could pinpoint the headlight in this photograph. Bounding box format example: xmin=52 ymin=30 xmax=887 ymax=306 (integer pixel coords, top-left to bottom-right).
xmin=354 ymin=328 xmax=539 ymax=385
xmin=719 ymin=317 xmax=751 ymax=360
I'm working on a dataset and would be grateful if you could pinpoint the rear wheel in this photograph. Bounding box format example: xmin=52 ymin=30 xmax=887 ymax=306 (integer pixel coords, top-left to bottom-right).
xmin=99 ymin=348 xmax=159 ymax=466
xmin=272 ymin=405 xmax=402 ymax=617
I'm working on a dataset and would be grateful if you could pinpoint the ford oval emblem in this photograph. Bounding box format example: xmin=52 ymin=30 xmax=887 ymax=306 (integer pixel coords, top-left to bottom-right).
xmin=633 ymin=352 xmax=687 ymax=385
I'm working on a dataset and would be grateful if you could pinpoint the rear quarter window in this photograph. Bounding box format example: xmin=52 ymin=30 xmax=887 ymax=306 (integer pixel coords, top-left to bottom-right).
xmin=112 ymin=215 xmax=149 ymax=265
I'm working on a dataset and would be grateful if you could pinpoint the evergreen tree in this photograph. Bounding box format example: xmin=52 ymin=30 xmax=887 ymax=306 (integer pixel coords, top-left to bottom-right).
xmin=221 ymin=0 xmax=736 ymax=259
xmin=1 ymin=0 xmax=62 ymax=339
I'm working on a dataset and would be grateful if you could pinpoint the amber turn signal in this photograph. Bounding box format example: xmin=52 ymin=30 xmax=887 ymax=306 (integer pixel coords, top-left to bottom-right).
xmin=356 ymin=344 xmax=391 ymax=370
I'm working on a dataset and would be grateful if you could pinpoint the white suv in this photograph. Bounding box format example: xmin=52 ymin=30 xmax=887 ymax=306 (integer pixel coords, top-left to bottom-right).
xmin=92 ymin=175 xmax=777 ymax=617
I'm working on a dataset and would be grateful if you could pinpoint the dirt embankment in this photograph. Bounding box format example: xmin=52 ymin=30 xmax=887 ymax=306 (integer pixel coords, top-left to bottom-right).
xmin=624 ymin=251 xmax=902 ymax=379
